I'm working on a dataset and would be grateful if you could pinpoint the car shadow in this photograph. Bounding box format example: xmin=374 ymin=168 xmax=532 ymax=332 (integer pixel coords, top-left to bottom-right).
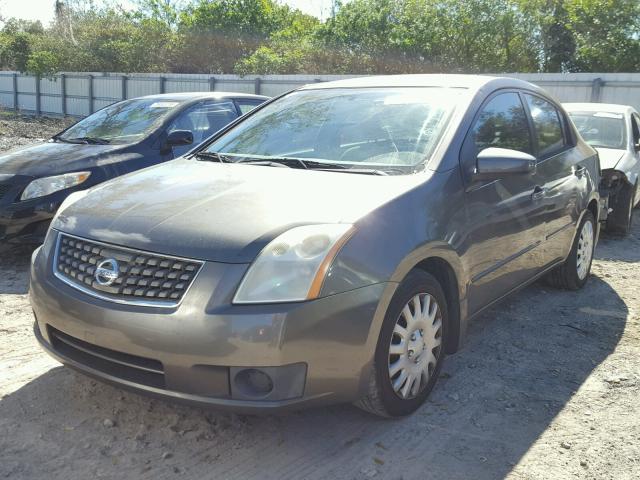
xmin=595 ymin=220 xmax=640 ymax=262
xmin=0 ymin=273 xmax=628 ymax=479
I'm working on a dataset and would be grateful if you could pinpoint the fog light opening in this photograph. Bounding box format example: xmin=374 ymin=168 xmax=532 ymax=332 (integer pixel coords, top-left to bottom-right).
xmin=234 ymin=368 xmax=274 ymax=398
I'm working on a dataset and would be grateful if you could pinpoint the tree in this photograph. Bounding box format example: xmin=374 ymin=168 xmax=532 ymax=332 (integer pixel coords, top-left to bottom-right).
xmin=566 ymin=0 xmax=640 ymax=72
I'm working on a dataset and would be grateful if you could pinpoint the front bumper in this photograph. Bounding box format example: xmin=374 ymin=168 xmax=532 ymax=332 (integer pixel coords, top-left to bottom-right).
xmin=30 ymin=235 xmax=390 ymax=412
xmin=0 ymin=194 xmax=63 ymax=244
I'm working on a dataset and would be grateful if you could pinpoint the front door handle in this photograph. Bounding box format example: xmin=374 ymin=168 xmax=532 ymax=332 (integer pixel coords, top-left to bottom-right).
xmin=532 ymin=186 xmax=546 ymax=201
xmin=574 ymin=165 xmax=586 ymax=177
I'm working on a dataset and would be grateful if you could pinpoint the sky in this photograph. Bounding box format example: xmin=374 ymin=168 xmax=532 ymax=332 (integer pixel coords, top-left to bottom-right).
xmin=0 ymin=0 xmax=338 ymax=25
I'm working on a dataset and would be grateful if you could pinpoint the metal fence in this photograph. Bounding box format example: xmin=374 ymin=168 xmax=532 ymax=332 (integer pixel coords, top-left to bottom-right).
xmin=2 ymin=71 xmax=640 ymax=118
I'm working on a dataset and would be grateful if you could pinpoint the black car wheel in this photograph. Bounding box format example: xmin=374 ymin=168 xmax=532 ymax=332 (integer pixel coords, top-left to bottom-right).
xmin=547 ymin=210 xmax=596 ymax=291
xmin=606 ymin=182 xmax=636 ymax=236
xmin=356 ymin=270 xmax=447 ymax=417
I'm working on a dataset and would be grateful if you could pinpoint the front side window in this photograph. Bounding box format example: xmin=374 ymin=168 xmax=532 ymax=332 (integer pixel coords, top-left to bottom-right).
xmin=525 ymin=94 xmax=565 ymax=157
xmin=569 ymin=111 xmax=626 ymax=150
xmin=472 ymin=92 xmax=532 ymax=154
xmin=59 ymin=99 xmax=182 ymax=144
xmin=168 ymin=100 xmax=237 ymax=155
xmin=204 ymin=87 xmax=465 ymax=173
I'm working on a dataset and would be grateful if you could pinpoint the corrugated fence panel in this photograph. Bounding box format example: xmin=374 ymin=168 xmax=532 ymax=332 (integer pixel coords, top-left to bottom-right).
xmin=66 ymin=97 xmax=89 ymax=117
xmin=93 ymin=77 xmax=123 ymax=101
xmin=40 ymin=95 xmax=62 ymax=114
xmin=17 ymin=93 xmax=36 ymax=111
xmin=165 ymin=78 xmax=210 ymax=93
xmin=0 ymin=93 xmax=13 ymax=107
xmin=93 ymin=99 xmax=116 ymax=110
xmin=127 ymin=78 xmax=161 ymax=98
xmin=3 ymin=71 xmax=640 ymax=116
xmin=66 ymin=76 xmax=89 ymax=98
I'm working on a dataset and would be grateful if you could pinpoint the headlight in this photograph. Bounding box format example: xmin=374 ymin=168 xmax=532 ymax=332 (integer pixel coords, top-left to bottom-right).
xmin=21 ymin=171 xmax=91 ymax=201
xmin=233 ymin=224 xmax=355 ymax=304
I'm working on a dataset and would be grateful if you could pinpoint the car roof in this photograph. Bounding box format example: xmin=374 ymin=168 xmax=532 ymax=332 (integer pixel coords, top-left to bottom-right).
xmin=563 ymin=102 xmax=635 ymax=115
xmin=298 ymin=74 xmax=539 ymax=94
xmin=136 ymin=92 xmax=270 ymax=102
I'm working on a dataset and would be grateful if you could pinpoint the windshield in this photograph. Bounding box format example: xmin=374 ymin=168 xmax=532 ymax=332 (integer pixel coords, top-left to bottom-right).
xmin=569 ymin=111 xmax=626 ymax=149
xmin=59 ymin=98 xmax=183 ymax=144
xmin=204 ymin=87 xmax=463 ymax=173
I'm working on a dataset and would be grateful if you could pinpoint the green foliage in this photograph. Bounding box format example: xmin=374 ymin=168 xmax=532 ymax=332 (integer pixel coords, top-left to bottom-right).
xmin=0 ymin=0 xmax=638 ymax=75
xmin=26 ymin=51 xmax=61 ymax=78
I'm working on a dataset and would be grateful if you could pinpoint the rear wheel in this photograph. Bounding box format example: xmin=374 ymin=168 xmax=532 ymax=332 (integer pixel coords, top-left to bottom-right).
xmin=606 ymin=182 xmax=635 ymax=236
xmin=355 ymin=270 xmax=447 ymax=417
xmin=546 ymin=211 xmax=595 ymax=290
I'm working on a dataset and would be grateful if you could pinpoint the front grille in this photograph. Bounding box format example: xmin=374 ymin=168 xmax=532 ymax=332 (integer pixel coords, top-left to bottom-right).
xmin=54 ymin=233 xmax=203 ymax=306
xmin=48 ymin=326 xmax=165 ymax=389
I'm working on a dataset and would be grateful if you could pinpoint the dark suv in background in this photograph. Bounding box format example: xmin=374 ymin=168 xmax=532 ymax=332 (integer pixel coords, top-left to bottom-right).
xmin=0 ymin=92 xmax=267 ymax=243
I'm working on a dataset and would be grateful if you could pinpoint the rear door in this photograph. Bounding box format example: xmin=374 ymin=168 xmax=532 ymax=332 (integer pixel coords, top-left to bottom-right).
xmin=461 ymin=91 xmax=548 ymax=314
xmin=522 ymin=93 xmax=582 ymax=264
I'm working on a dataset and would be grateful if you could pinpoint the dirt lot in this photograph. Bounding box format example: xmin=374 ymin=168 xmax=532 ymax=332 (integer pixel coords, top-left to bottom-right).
xmin=0 ymin=113 xmax=639 ymax=480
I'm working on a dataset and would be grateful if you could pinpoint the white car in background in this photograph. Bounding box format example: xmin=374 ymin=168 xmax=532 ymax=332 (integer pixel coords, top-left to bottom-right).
xmin=565 ymin=103 xmax=640 ymax=235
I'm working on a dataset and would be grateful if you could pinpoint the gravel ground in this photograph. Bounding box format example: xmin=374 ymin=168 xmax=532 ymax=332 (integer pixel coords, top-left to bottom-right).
xmin=0 ymin=114 xmax=639 ymax=480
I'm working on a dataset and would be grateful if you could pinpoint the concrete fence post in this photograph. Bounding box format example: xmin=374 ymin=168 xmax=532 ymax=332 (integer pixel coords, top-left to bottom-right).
xmin=12 ymin=73 xmax=18 ymax=111
xmin=34 ymin=76 xmax=41 ymax=115
xmin=590 ymin=78 xmax=604 ymax=103
xmin=159 ymin=76 xmax=166 ymax=94
xmin=254 ymin=77 xmax=261 ymax=95
xmin=209 ymin=76 xmax=216 ymax=92
xmin=121 ymin=75 xmax=128 ymax=100
xmin=60 ymin=74 xmax=67 ymax=116
xmin=88 ymin=74 xmax=94 ymax=114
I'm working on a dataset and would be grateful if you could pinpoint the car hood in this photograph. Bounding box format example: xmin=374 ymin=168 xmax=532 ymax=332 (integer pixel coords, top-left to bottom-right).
xmin=595 ymin=148 xmax=625 ymax=170
xmin=0 ymin=141 xmax=135 ymax=177
xmin=55 ymin=159 xmax=424 ymax=263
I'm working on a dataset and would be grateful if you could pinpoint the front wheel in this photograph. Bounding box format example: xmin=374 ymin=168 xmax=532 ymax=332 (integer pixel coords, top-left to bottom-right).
xmin=606 ymin=183 xmax=635 ymax=236
xmin=355 ymin=270 xmax=447 ymax=417
xmin=546 ymin=211 xmax=596 ymax=290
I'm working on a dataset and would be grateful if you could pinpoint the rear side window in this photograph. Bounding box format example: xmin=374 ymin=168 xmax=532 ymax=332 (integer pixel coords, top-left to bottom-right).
xmin=472 ymin=92 xmax=532 ymax=154
xmin=524 ymin=94 xmax=565 ymax=158
xmin=236 ymin=99 xmax=264 ymax=115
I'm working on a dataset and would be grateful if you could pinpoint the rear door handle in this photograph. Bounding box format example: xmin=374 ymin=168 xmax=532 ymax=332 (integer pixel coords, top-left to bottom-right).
xmin=532 ymin=186 xmax=546 ymax=201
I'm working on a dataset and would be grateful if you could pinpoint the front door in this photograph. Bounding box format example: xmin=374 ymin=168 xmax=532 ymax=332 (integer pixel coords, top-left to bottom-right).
xmin=461 ymin=91 xmax=548 ymax=315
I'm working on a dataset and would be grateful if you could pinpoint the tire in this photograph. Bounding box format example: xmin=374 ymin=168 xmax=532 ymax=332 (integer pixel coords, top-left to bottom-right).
xmin=546 ymin=211 xmax=596 ymax=291
xmin=355 ymin=270 xmax=447 ymax=417
xmin=606 ymin=183 xmax=635 ymax=236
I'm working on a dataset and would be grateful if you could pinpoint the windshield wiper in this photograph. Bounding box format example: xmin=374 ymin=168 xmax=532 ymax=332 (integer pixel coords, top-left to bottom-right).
xmin=65 ymin=136 xmax=111 ymax=145
xmin=51 ymin=134 xmax=75 ymax=144
xmin=236 ymin=156 xmax=309 ymax=169
xmin=194 ymin=151 xmax=232 ymax=163
xmin=314 ymin=168 xmax=390 ymax=176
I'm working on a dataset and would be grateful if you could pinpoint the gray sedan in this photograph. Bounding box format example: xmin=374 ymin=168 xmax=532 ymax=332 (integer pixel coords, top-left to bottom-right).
xmin=30 ymin=75 xmax=601 ymax=417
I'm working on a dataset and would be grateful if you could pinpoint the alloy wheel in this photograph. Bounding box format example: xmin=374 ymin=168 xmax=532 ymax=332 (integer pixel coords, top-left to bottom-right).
xmin=576 ymin=219 xmax=594 ymax=281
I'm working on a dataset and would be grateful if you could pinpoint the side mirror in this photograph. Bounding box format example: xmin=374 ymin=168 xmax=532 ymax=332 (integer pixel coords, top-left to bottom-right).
xmin=166 ymin=130 xmax=193 ymax=147
xmin=475 ymin=147 xmax=537 ymax=179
